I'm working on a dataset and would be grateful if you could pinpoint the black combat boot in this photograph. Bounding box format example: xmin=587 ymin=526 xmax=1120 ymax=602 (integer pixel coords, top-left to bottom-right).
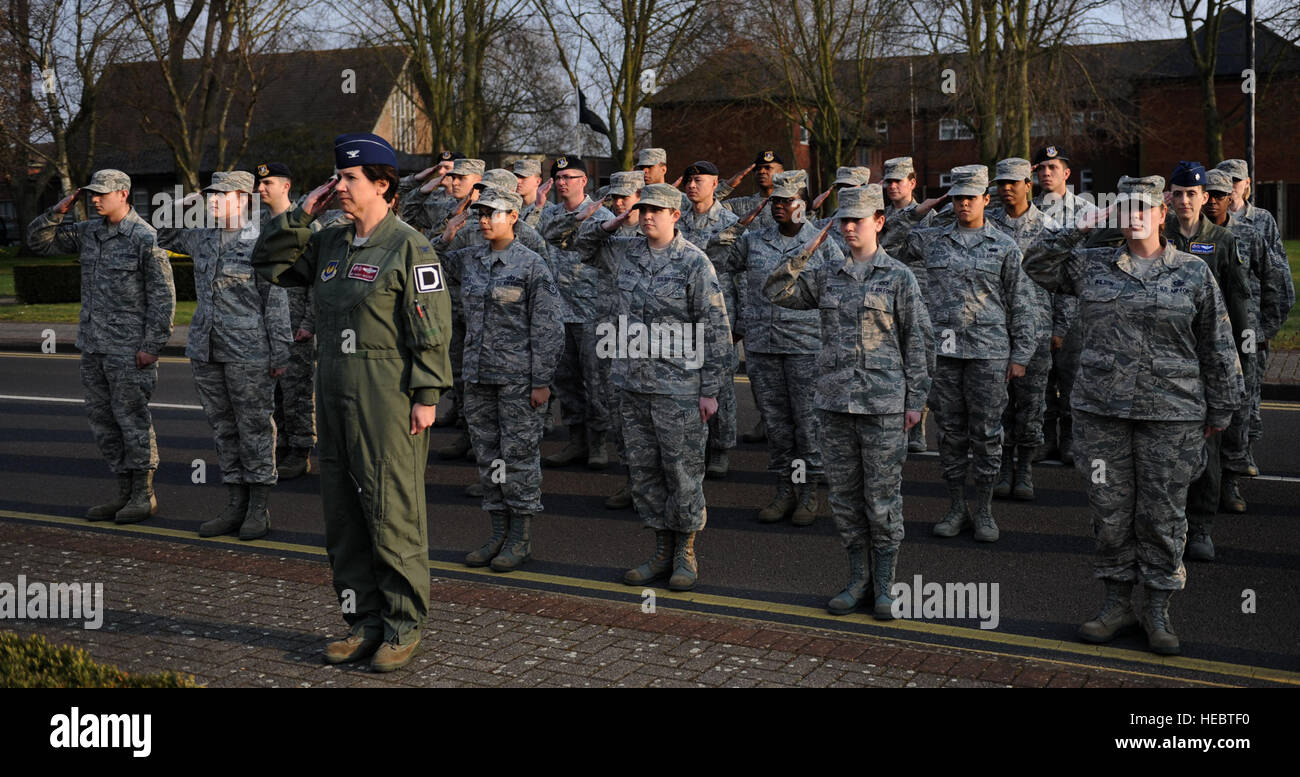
xmin=624 ymin=530 xmax=674 ymax=585
xmin=827 ymin=546 xmax=868 ymax=615
xmin=199 ymin=484 xmax=249 ymax=537
xmin=239 ymin=484 xmax=271 ymax=540
xmin=466 ymin=511 xmax=508 ymax=567
xmin=115 ymin=470 xmax=158 ymax=524
xmin=87 ymin=473 xmax=132 ymax=521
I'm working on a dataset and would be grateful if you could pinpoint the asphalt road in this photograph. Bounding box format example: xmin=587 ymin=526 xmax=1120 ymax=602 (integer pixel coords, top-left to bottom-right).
xmin=1 ymin=351 xmax=1297 ymax=681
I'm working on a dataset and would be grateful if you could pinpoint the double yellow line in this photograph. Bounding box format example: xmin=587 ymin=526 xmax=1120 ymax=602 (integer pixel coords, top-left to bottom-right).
xmin=2 ymin=508 xmax=1296 ymax=687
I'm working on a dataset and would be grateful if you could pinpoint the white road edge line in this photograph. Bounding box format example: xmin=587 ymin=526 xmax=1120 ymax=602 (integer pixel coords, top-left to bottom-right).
xmin=0 ymin=394 xmax=202 ymax=411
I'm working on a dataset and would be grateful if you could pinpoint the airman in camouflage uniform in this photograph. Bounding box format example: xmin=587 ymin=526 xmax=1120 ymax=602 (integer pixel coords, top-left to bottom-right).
xmin=435 ymin=188 xmax=564 ymax=572
xmin=899 ymin=165 xmax=1037 ymax=544
xmin=811 ymin=166 xmax=872 ymax=254
xmin=764 ymin=185 xmax=933 ymax=618
xmin=256 ymin=162 xmax=317 ymax=480
xmin=987 ymin=158 xmax=1060 ymax=500
xmin=434 ymin=168 xmax=553 ymax=465
xmin=397 ymin=150 xmax=463 ymax=232
xmin=1216 ymin=159 xmax=1296 ymax=482
xmin=513 ymin=158 xmax=546 ymax=229
xmin=575 ymin=183 xmax=732 ymax=591
xmin=726 ymin=170 xmax=841 ymax=525
xmin=27 ymin=169 xmax=176 ymax=523
xmin=159 ymin=171 xmax=292 ymax=541
xmin=880 ymin=157 xmax=937 ymax=452
xmin=536 ymin=155 xmax=615 ymax=470
xmin=678 ymin=160 xmax=743 ymax=479
xmin=1023 ymin=174 xmax=1241 ymax=655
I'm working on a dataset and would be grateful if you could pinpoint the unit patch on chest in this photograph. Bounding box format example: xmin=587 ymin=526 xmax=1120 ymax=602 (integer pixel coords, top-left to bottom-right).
xmin=321 ymin=259 xmax=340 ymax=282
xmin=347 ymin=263 xmax=380 ymax=282
xmin=414 ymin=264 xmax=444 ymax=293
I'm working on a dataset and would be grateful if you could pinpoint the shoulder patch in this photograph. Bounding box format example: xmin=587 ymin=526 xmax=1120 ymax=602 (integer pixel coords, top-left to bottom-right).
xmin=1189 ymin=242 xmax=1215 ymax=254
xmin=414 ymin=263 xmax=444 ymax=293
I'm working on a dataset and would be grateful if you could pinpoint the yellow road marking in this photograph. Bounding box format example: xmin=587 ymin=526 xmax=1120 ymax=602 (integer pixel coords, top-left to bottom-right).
xmin=2 ymin=508 xmax=1294 ymax=686
xmin=0 ymin=351 xmax=189 ymax=364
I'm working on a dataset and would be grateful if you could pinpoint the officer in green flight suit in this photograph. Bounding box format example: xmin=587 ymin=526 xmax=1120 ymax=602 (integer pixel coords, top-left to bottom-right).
xmin=252 ymin=133 xmax=453 ymax=673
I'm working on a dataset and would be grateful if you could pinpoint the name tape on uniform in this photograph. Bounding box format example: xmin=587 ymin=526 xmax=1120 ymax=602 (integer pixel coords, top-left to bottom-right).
xmin=347 ymin=263 xmax=380 ymax=282
xmin=414 ymin=264 xmax=444 ymax=293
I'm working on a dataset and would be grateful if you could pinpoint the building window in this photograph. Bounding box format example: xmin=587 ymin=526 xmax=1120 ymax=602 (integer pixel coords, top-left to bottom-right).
xmin=1030 ymin=114 xmax=1062 ymax=138
xmin=799 ymin=126 xmax=810 ymax=146
xmin=875 ymin=119 xmax=888 ymax=137
xmin=132 ymin=189 xmax=150 ymax=218
xmin=390 ymin=72 xmax=418 ymax=153
xmin=939 ymin=118 xmax=973 ymax=141
xmin=1071 ymin=112 xmax=1085 ymax=135
xmin=856 ymin=146 xmax=871 ymax=166
xmin=1080 ymin=169 xmax=1093 ymax=192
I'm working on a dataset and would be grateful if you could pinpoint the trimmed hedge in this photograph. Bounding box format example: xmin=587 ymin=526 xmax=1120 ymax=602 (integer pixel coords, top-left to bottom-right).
xmin=14 ymin=262 xmax=196 ymax=304
xmin=0 ymin=632 xmax=199 ymax=688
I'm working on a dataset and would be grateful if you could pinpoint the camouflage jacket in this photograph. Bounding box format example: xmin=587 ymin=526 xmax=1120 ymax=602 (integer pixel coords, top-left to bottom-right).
xmin=397 ymin=175 xmax=455 ymax=233
xmin=520 ymin=201 xmax=543 ymax=230
xmin=719 ymin=192 xmax=776 ymax=232
xmin=678 ymin=199 xmax=742 ymax=328
xmin=1231 ymin=204 xmax=1295 ymax=340
xmin=880 ymin=200 xmax=935 ymax=257
xmin=434 ymin=218 xmax=552 ymax=325
xmin=986 ymin=203 xmax=1060 ymax=341
xmin=436 ymin=239 xmax=564 ymax=386
xmin=251 ymin=207 xmax=453 ymax=406
xmin=537 ymin=196 xmax=615 ymax=323
xmin=575 ymin=222 xmax=732 ymax=398
xmin=724 ymin=220 xmax=842 ymax=354
xmin=28 ymin=206 xmax=175 ymax=357
xmin=765 ymin=247 xmax=934 ymax=415
xmin=899 ymin=221 xmax=1038 ymax=364
xmin=1023 ymin=229 xmax=1242 ymax=427
xmin=159 ymin=225 xmax=291 ymax=366
xmin=1033 ymin=189 xmax=1097 ymax=228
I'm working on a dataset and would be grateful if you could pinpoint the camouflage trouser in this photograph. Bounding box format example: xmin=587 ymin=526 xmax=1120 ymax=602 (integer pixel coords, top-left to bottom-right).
xmin=450 ymin=316 xmax=469 ymax=433
xmin=192 ymin=360 xmax=278 ymax=485
xmin=1223 ymin=342 xmax=1264 ymax=472
xmin=1045 ymin=332 xmax=1080 ymax=440
xmin=596 ymin=314 xmax=625 ymax=460
xmin=707 ymin=344 xmax=739 ymax=451
xmin=620 ymin=390 xmax=708 ymax=532
xmin=1186 ymin=431 xmax=1222 ymax=536
xmin=274 ymin=337 xmax=317 ymax=450
xmin=1001 ymin=335 xmax=1052 ymax=449
xmin=1073 ymin=411 xmax=1202 ymax=590
xmin=553 ymin=321 xmax=610 ymax=433
xmin=746 ymin=351 xmax=822 ymax=477
xmin=81 ymin=352 xmax=159 ymax=474
xmin=932 ymin=356 xmax=1009 ymax=485
xmin=463 ymin=382 xmax=547 ymax=515
xmin=821 ymin=410 xmax=906 ymax=551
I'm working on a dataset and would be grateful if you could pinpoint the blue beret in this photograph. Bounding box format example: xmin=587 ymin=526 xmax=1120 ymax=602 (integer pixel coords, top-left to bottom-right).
xmin=334 ymin=133 xmax=397 ymax=170
xmin=1169 ymin=160 xmax=1207 ymax=188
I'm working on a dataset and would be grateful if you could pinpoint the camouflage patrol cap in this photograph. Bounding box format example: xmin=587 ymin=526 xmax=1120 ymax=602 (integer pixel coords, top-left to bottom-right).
xmin=770 ymin=170 xmax=809 ymax=199
xmin=606 ymin=171 xmax=645 ymax=197
xmin=634 ymin=148 xmax=668 ymax=168
xmin=1205 ymin=169 xmax=1234 ymax=195
xmin=472 ymin=187 xmax=523 ymax=214
xmin=833 ymin=166 xmax=871 ymax=188
xmin=992 ymin=158 xmax=1033 ymax=183
xmin=882 ymin=157 xmax=914 ymax=181
xmin=1116 ymin=175 xmax=1165 ymax=207
xmin=82 ymin=169 xmax=131 ymax=194
xmin=1216 ymin=159 xmax=1250 ymax=181
xmin=511 ymin=158 xmax=542 ymax=178
xmin=474 ymin=168 xmax=518 ymax=192
xmin=633 ymin=183 xmax=683 ymax=211
xmin=203 ymin=171 xmax=255 ymax=194
xmin=947 ymin=165 xmax=989 ymax=197
xmin=835 ymin=184 xmax=885 ymax=219
xmin=451 ymin=158 xmax=486 ymax=177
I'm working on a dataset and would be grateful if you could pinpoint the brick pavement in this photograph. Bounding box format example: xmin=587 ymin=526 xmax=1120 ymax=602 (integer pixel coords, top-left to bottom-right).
xmin=0 ymin=524 xmax=1204 ymax=688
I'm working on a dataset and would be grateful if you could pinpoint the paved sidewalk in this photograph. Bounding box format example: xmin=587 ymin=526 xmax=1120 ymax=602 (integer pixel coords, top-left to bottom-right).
xmin=0 ymin=524 xmax=1200 ymax=688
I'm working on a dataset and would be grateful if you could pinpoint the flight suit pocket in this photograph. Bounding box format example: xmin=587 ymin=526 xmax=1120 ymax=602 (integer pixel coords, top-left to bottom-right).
xmin=405 ymin=300 xmax=441 ymax=349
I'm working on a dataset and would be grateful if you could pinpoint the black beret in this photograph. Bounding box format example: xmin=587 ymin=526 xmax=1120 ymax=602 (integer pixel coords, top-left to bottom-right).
xmin=550 ymin=155 xmax=585 ymax=178
xmin=1031 ymin=145 xmax=1069 ymax=165
xmin=683 ymin=160 xmax=720 ymax=177
xmin=753 ymin=150 xmax=785 ymax=166
xmin=254 ymin=162 xmax=292 ymax=182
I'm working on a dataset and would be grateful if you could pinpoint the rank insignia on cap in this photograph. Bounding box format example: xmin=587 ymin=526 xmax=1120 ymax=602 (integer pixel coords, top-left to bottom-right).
xmin=556 ymin=157 xmax=568 ymax=169
xmin=347 ymin=263 xmax=379 ymax=282
xmin=321 ymin=259 xmax=340 ymax=282
xmin=440 ymin=151 xmax=452 ymax=160
xmin=1046 ymin=146 xmax=1058 ymax=158
xmin=257 ymin=164 xmax=269 ymax=177
xmin=414 ymin=264 xmax=444 ymax=293
xmin=763 ymin=151 xmax=774 ymax=162
xmin=1190 ymin=242 xmax=1214 ymax=254
xmin=346 ymin=149 xmax=360 ymax=159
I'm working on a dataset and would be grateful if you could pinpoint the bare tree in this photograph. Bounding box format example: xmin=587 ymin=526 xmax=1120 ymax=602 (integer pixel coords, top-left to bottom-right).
xmin=532 ymin=0 xmax=723 ymax=167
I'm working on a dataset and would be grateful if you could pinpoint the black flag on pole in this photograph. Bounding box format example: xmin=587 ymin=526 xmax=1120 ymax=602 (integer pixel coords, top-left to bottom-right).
xmin=578 ymin=89 xmax=609 ymax=134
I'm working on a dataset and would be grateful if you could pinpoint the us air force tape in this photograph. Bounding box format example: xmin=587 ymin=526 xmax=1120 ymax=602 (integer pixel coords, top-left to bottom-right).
xmin=415 ymin=264 xmax=444 ymax=293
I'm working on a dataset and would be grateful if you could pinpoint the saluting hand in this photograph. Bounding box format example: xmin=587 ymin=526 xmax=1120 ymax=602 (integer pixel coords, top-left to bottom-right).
xmin=739 ymin=196 xmax=771 ymax=227
xmin=1078 ymin=203 xmax=1113 ymax=231
xmin=577 ymin=198 xmax=604 ymax=221
xmin=535 ymin=177 xmax=554 ymax=205
xmin=726 ymin=164 xmax=755 ymax=189
xmin=914 ymin=194 xmax=948 ymax=218
xmin=304 ymin=178 xmax=338 ymax=216
xmin=413 ymin=166 xmax=437 ymax=181
xmin=806 ymin=220 xmax=834 ymax=253
xmin=811 ymin=186 xmax=834 ymax=211
xmin=55 ymin=188 xmax=82 ymax=215
xmin=441 ymin=211 xmax=469 ymax=243
xmin=602 ymin=207 xmax=634 ymax=233
xmin=672 ymin=176 xmax=684 ymax=190
xmin=418 ymin=174 xmax=446 ymax=195
xmin=411 ymin=403 xmax=437 ymax=435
